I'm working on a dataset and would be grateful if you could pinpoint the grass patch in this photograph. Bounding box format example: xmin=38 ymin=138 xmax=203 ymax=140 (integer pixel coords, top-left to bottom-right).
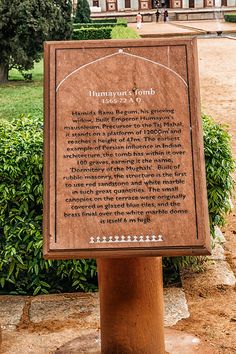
xmin=0 ymin=61 xmax=43 ymax=121
xmin=111 ymin=26 xmax=140 ymax=39
xmin=9 ymin=60 xmax=43 ymax=81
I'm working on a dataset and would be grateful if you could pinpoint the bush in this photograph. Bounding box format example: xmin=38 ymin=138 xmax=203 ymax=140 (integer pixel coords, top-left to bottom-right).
xmin=73 ymin=20 xmax=127 ymax=29
xmin=74 ymin=0 xmax=91 ymax=23
xmin=202 ymin=114 xmax=235 ymax=234
xmin=72 ymin=27 xmax=113 ymax=40
xmin=73 ymin=23 xmax=118 ymax=29
xmin=224 ymin=13 xmax=236 ymax=22
xmin=92 ymin=18 xmax=117 ymax=23
xmin=0 ymin=116 xmax=97 ymax=295
xmin=116 ymin=18 xmax=128 ymax=26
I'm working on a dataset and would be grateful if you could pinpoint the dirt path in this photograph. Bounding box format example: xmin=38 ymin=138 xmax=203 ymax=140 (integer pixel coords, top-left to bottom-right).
xmin=198 ymin=37 xmax=236 ymax=153
xmin=173 ymin=37 xmax=236 ymax=354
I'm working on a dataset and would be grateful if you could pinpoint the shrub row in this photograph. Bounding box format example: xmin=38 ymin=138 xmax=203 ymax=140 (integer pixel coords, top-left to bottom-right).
xmin=92 ymin=18 xmax=117 ymax=23
xmin=72 ymin=18 xmax=127 ymax=30
xmin=0 ymin=116 xmax=97 ymax=295
xmin=224 ymin=13 xmax=236 ymax=22
xmin=72 ymin=27 xmax=113 ymax=40
xmin=0 ymin=114 xmax=234 ymax=295
xmin=73 ymin=23 xmax=122 ymax=29
xmin=73 ymin=22 xmax=127 ymax=30
xmin=202 ymin=114 xmax=234 ymax=233
xmin=71 ymin=18 xmax=128 ymax=40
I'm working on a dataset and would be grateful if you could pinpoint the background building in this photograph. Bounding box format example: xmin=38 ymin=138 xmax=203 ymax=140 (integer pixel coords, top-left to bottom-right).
xmin=73 ymin=0 xmax=236 ymax=11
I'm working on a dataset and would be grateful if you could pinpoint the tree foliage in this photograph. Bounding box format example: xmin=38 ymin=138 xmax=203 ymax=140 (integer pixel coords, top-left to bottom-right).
xmin=74 ymin=0 xmax=91 ymax=23
xmin=0 ymin=0 xmax=72 ymax=82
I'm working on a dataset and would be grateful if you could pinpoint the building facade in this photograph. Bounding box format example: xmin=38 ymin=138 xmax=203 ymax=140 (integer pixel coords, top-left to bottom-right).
xmin=73 ymin=0 xmax=236 ymax=11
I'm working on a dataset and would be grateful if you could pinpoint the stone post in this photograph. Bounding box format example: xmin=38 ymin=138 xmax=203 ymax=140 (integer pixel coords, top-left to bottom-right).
xmin=97 ymin=257 xmax=166 ymax=354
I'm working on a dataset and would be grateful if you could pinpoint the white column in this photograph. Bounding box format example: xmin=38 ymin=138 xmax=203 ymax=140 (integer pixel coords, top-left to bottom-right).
xmin=195 ymin=0 xmax=204 ymax=8
xmin=215 ymin=0 xmax=222 ymax=6
xmin=131 ymin=0 xmax=140 ymax=10
xmin=100 ymin=0 xmax=107 ymax=11
xmin=118 ymin=0 xmax=125 ymax=10
xmin=182 ymin=0 xmax=189 ymax=8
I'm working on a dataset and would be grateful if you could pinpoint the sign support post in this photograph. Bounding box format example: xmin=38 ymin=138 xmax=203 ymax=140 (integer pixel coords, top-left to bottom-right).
xmin=97 ymin=257 xmax=166 ymax=354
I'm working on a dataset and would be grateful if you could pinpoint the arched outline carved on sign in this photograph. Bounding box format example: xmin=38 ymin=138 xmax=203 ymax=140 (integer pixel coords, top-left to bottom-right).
xmin=56 ymin=48 xmax=188 ymax=92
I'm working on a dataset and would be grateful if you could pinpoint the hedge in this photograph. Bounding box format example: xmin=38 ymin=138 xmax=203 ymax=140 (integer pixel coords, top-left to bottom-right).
xmin=202 ymin=114 xmax=234 ymax=233
xmin=73 ymin=19 xmax=127 ymax=30
xmin=73 ymin=23 xmax=119 ymax=29
xmin=89 ymin=18 xmax=127 ymax=25
xmin=72 ymin=27 xmax=113 ymax=40
xmin=224 ymin=13 xmax=236 ymax=22
xmin=0 ymin=116 xmax=97 ymax=295
xmin=0 ymin=114 xmax=234 ymax=294
xmin=92 ymin=18 xmax=117 ymax=23
xmin=73 ymin=22 xmax=127 ymax=29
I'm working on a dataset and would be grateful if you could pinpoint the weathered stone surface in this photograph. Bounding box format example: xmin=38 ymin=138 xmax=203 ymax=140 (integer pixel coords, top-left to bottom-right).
xmin=209 ymin=243 xmax=226 ymax=261
xmin=164 ymin=328 xmax=219 ymax=354
xmin=164 ymin=288 xmax=189 ymax=326
xmin=0 ymin=289 xmax=190 ymax=353
xmin=29 ymin=289 xmax=188 ymax=328
xmin=214 ymin=226 xmax=226 ymax=243
xmin=213 ymin=261 xmax=236 ymax=286
xmin=55 ymin=330 xmax=100 ymax=354
xmin=30 ymin=293 xmax=99 ymax=326
xmin=2 ymin=328 xmax=81 ymax=354
xmin=0 ymin=296 xmax=26 ymax=330
xmin=54 ymin=328 xmax=219 ymax=354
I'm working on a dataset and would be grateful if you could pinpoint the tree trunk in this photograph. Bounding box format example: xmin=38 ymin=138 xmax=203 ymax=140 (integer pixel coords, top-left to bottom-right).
xmin=0 ymin=63 xmax=9 ymax=83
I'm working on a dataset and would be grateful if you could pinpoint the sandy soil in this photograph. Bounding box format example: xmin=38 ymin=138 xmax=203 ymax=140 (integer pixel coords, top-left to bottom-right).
xmin=198 ymin=37 xmax=236 ymax=152
xmin=173 ymin=37 xmax=236 ymax=354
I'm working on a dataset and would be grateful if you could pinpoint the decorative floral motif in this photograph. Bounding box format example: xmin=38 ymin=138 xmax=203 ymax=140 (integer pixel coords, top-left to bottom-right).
xmin=89 ymin=235 xmax=163 ymax=244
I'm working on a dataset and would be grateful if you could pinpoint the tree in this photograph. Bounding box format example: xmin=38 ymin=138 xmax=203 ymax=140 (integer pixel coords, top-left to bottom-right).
xmin=51 ymin=0 xmax=73 ymax=40
xmin=74 ymin=0 xmax=91 ymax=23
xmin=0 ymin=0 xmax=73 ymax=83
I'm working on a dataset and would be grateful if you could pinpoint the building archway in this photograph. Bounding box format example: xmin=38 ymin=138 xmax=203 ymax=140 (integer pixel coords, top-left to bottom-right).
xmin=189 ymin=0 xmax=194 ymax=7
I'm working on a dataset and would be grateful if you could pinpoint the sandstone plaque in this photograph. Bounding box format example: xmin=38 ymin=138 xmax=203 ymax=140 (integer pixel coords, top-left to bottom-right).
xmin=43 ymin=38 xmax=210 ymax=259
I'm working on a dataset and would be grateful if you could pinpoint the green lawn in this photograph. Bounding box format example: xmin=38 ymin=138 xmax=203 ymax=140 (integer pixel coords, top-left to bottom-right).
xmin=0 ymin=26 xmax=140 ymax=122
xmin=0 ymin=60 xmax=43 ymax=121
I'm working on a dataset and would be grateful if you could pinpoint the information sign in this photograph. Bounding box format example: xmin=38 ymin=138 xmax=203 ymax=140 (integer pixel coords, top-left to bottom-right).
xmin=43 ymin=38 xmax=210 ymax=258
